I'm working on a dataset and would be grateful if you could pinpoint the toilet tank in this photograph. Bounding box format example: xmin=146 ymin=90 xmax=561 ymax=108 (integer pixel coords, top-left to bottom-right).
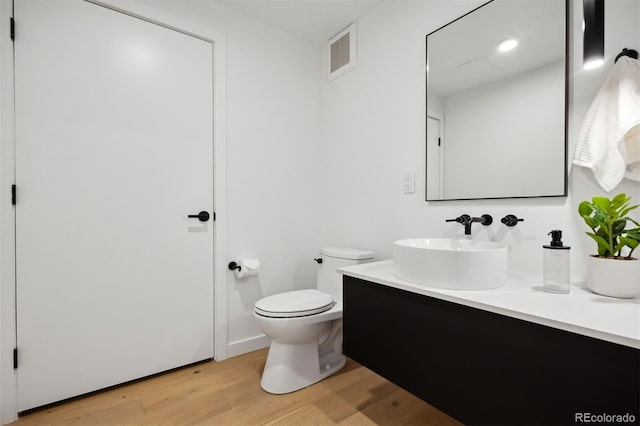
xmin=317 ymin=247 xmax=374 ymax=301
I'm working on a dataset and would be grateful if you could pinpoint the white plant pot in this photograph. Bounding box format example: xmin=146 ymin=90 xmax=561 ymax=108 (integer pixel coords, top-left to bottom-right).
xmin=587 ymin=255 xmax=640 ymax=299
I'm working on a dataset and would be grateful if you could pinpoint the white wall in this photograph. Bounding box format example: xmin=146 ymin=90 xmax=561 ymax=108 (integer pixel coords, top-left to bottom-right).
xmin=137 ymin=0 xmax=322 ymax=356
xmin=319 ymin=0 xmax=640 ymax=279
xmin=443 ymin=61 xmax=565 ymax=199
xmin=427 ymin=92 xmax=443 ymax=116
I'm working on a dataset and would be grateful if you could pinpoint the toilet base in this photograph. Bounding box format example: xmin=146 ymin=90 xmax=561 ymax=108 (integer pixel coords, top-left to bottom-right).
xmin=260 ymin=341 xmax=346 ymax=394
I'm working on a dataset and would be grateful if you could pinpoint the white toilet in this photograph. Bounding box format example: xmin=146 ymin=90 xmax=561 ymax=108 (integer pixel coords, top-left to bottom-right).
xmin=253 ymin=247 xmax=374 ymax=394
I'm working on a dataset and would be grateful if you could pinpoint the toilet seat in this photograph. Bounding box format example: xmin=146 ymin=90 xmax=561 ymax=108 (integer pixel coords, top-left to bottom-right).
xmin=255 ymin=289 xmax=335 ymax=318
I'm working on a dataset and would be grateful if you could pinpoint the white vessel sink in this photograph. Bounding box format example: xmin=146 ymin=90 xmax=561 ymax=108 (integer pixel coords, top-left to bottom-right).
xmin=393 ymin=238 xmax=507 ymax=290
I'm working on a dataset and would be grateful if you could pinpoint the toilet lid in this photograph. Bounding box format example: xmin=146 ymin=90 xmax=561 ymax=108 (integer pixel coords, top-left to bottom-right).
xmin=254 ymin=289 xmax=335 ymax=318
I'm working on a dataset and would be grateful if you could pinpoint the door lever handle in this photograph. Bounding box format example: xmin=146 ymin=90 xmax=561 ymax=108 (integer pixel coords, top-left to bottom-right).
xmin=188 ymin=211 xmax=210 ymax=222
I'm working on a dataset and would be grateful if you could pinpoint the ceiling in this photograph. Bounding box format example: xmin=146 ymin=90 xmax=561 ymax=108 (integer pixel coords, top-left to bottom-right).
xmin=428 ymin=0 xmax=566 ymax=98
xmin=217 ymin=0 xmax=384 ymax=45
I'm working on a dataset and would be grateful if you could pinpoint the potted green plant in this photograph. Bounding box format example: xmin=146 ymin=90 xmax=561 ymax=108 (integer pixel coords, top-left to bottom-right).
xmin=578 ymin=193 xmax=640 ymax=298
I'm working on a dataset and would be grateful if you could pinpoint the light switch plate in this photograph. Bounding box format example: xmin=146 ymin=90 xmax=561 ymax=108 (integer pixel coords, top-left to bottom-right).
xmin=403 ymin=173 xmax=415 ymax=194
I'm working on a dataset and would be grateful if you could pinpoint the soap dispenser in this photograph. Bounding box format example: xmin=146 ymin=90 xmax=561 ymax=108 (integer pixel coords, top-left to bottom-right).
xmin=543 ymin=230 xmax=570 ymax=294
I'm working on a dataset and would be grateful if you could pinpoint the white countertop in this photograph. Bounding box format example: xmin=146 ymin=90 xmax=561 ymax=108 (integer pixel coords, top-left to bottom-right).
xmin=340 ymin=260 xmax=640 ymax=349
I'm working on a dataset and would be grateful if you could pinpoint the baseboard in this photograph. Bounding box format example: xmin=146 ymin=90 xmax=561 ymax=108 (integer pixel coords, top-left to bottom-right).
xmin=226 ymin=334 xmax=271 ymax=358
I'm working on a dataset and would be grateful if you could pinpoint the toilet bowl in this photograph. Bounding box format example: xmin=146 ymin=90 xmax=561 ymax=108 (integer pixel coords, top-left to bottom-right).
xmin=254 ymin=247 xmax=374 ymax=394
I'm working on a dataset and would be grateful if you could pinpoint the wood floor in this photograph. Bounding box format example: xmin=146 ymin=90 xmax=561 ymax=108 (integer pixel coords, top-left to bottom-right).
xmin=11 ymin=349 xmax=461 ymax=426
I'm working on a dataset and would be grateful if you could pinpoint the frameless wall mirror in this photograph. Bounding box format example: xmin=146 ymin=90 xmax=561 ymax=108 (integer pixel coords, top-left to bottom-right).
xmin=426 ymin=0 xmax=567 ymax=201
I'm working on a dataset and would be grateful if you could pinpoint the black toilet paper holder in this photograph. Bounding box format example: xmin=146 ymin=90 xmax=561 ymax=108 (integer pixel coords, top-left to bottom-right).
xmin=228 ymin=261 xmax=241 ymax=272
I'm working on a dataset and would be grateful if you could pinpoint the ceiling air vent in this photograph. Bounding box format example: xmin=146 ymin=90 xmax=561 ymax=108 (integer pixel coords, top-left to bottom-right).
xmin=328 ymin=22 xmax=357 ymax=81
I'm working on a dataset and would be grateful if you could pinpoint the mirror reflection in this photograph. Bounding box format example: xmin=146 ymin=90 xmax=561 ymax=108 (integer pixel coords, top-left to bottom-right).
xmin=426 ymin=0 xmax=567 ymax=201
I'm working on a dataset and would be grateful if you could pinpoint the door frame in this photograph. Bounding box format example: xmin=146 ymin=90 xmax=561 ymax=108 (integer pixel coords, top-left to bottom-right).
xmin=0 ymin=1 xmax=228 ymax=422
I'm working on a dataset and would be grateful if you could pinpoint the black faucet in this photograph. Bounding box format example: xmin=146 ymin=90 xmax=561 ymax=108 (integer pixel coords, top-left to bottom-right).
xmin=446 ymin=214 xmax=493 ymax=235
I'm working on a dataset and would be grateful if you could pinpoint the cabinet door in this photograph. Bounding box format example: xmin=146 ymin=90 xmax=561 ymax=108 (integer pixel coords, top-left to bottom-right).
xmin=343 ymin=276 xmax=640 ymax=425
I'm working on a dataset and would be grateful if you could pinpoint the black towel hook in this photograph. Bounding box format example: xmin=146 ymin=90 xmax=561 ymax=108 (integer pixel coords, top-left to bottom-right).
xmin=615 ymin=48 xmax=638 ymax=63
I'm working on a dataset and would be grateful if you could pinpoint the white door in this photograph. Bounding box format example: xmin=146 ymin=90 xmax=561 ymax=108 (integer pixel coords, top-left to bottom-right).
xmin=426 ymin=115 xmax=443 ymax=199
xmin=15 ymin=0 xmax=214 ymax=411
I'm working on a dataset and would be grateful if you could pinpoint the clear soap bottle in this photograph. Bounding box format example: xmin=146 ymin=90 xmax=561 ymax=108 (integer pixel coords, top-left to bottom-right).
xmin=543 ymin=230 xmax=570 ymax=294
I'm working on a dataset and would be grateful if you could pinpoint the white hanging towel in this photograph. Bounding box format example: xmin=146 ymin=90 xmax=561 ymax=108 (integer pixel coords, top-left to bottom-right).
xmin=573 ymin=56 xmax=640 ymax=191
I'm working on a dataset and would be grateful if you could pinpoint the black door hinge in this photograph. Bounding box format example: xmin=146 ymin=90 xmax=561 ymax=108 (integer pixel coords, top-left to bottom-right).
xmin=10 ymin=17 xmax=15 ymax=41
xmin=13 ymin=348 xmax=18 ymax=369
xmin=213 ymin=211 xmax=216 ymax=221
xmin=438 ymin=137 xmax=441 ymax=147
xmin=11 ymin=184 xmax=16 ymax=205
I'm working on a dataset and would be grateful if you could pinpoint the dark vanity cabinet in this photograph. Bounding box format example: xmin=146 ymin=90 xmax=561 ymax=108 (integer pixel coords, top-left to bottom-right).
xmin=343 ymin=276 xmax=640 ymax=426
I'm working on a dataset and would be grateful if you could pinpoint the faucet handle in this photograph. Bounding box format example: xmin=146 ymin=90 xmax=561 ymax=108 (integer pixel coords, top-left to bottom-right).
xmin=446 ymin=214 xmax=470 ymax=224
xmin=501 ymin=214 xmax=524 ymax=227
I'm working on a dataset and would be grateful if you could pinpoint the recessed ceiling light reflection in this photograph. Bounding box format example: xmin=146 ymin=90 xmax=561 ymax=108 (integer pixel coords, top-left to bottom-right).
xmin=498 ymin=38 xmax=518 ymax=52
